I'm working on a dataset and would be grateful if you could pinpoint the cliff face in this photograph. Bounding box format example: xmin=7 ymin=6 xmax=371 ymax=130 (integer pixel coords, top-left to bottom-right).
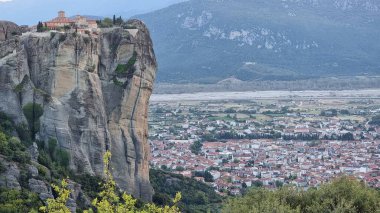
xmin=0 ymin=21 xmax=21 ymax=41
xmin=0 ymin=20 xmax=156 ymax=201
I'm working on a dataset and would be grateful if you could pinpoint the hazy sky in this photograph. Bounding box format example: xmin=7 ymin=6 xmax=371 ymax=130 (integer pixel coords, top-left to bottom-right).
xmin=0 ymin=0 xmax=186 ymax=25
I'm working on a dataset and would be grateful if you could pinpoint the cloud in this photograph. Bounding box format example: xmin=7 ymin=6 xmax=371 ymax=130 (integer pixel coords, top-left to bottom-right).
xmin=0 ymin=0 xmax=13 ymax=2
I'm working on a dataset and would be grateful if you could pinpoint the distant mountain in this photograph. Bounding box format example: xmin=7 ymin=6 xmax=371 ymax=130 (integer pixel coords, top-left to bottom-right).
xmin=136 ymin=0 xmax=380 ymax=83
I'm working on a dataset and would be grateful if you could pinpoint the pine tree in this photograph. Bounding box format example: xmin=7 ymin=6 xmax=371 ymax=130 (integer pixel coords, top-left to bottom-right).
xmin=37 ymin=21 xmax=44 ymax=32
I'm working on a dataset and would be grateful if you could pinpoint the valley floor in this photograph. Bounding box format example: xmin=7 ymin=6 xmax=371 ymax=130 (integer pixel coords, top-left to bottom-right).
xmin=151 ymin=89 xmax=380 ymax=102
xmin=148 ymin=92 xmax=380 ymax=196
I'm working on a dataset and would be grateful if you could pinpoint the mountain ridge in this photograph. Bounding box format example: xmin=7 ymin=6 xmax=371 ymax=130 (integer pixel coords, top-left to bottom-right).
xmin=136 ymin=0 xmax=380 ymax=83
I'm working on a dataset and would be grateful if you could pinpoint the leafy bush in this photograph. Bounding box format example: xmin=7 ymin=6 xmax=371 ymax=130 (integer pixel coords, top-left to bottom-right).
xmin=126 ymin=52 xmax=137 ymax=68
xmin=150 ymin=169 xmax=223 ymax=212
xmin=40 ymin=179 xmax=71 ymax=213
xmin=50 ymin=165 xmax=72 ymax=180
xmin=48 ymin=138 xmax=57 ymax=159
xmin=38 ymin=150 xmax=52 ymax=169
xmin=204 ymin=171 xmax=214 ymax=182
xmin=112 ymin=77 xmax=124 ymax=86
xmin=115 ymin=64 xmax=128 ymax=74
xmin=190 ymin=140 xmax=202 ymax=155
xmin=72 ymin=174 xmax=103 ymax=199
xmin=56 ymin=149 xmax=70 ymax=168
xmin=11 ymin=150 xmax=30 ymax=164
xmin=0 ymin=130 xmax=30 ymax=164
xmin=0 ymin=188 xmax=41 ymax=212
xmin=115 ymin=51 xmax=137 ymax=78
xmin=37 ymin=137 xmax=71 ymax=180
xmin=152 ymin=193 xmax=171 ymax=206
xmin=46 ymin=138 xmax=70 ymax=169
xmin=19 ymin=169 xmax=32 ymax=189
xmin=15 ymin=123 xmax=31 ymax=144
xmin=0 ymin=131 xmax=9 ymax=155
xmin=0 ymin=112 xmax=16 ymax=136
xmin=14 ymin=83 xmax=24 ymax=94
xmin=97 ymin=18 xmax=113 ymax=28
xmin=37 ymin=165 xmax=48 ymax=178
xmin=8 ymin=137 xmax=23 ymax=151
xmin=222 ymin=177 xmax=380 ymax=213
xmin=22 ymin=103 xmax=43 ymax=139
xmin=40 ymin=152 xmax=182 ymax=213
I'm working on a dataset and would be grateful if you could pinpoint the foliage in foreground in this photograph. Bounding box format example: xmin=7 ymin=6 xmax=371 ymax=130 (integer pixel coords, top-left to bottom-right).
xmin=40 ymin=151 xmax=181 ymax=213
xmin=150 ymin=169 xmax=223 ymax=213
xmin=222 ymin=177 xmax=380 ymax=213
xmin=0 ymin=188 xmax=42 ymax=212
xmin=40 ymin=179 xmax=71 ymax=213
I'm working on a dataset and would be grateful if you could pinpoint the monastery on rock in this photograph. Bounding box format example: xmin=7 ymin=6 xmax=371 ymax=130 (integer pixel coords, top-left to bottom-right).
xmin=44 ymin=11 xmax=98 ymax=31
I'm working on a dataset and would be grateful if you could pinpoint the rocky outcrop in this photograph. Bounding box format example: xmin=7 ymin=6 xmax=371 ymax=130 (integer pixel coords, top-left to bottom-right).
xmin=0 ymin=156 xmax=89 ymax=212
xmin=0 ymin=157 xmax=21 ymax=190
xmin=0 ymin=20 xmax=156 ymax=201
xmin=28 ymin=178 xmax=54 ymax=201
xmin=0 ymin=21 xmax=21 ymax=41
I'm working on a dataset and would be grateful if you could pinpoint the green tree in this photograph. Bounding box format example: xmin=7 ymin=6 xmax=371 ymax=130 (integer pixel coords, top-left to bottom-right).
xmin=0 ymin=188 xmax=41 ymax=212
xmin=0 ymin=131 xmax=9 ymax=154
xmin=87 ymin=151 xmax=182 ymax=213
xmin=190 ymin=140 xmax=203 ymax=155
xmin=175 ymin=166 xmax=185 ymax=172
xmin=194 ymin=191 xmax=208 ymax=205
xmin=37 ymin=21 xmax=44 ymax=32
xmin=48 ymin=138 xmax=58 ymax=159
xmin=98 ymin=18 xmax=113 ymax=28
xmin=204 ymin=171 xmax=214 ymax=182
xmin=87 ymin=151 xmax=181 ymax=213
xmin=56 ymin=149 xmax=70 ymax=168
xmin=275 ymin=180 xmax=283 ymax=188
xmin=40 ymin=179 xmax=71 ymax=213
xmin=39 ymin=151 xmax=182 ymax=213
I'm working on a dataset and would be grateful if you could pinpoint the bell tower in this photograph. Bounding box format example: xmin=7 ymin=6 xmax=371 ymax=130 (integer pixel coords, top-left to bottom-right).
xmin=58 ymin=11 xmax=65 ymax=18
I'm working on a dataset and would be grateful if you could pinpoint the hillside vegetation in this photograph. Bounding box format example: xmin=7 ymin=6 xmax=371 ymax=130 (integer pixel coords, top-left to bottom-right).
xmin=222 ymin=177 xmax=380 ymax=213
xmin=150 ymin=169 xmax=223 ymax=213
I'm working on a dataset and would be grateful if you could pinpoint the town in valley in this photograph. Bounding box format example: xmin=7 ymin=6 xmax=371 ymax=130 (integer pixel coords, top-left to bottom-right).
xmin=148 ymin=91 xmax=380 ymax=195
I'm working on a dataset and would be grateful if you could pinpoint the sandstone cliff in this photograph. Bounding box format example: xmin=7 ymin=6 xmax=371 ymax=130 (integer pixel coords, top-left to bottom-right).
xmin=0 ymin=20 xmax=156 ymax=201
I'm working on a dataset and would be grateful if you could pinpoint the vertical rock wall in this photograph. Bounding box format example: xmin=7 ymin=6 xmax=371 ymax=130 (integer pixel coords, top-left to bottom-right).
xmin=0 ymin=20 xmax=156 ymax=201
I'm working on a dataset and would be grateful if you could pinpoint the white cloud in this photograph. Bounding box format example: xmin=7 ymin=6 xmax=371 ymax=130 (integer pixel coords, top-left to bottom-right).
xmin=0 ymin=0 xmax=13 ymax=2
